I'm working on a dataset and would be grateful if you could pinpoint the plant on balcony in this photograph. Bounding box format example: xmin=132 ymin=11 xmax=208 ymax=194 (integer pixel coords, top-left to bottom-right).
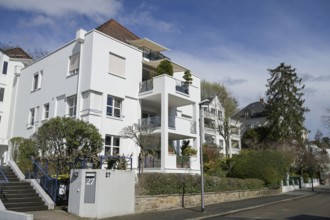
xmin=156 ymin=59 xmax=173 ymax=76
xmin=183 ymin=70 xmax=193 ymax=85
xmin=181 ymin=140 xmax=197 ymax=157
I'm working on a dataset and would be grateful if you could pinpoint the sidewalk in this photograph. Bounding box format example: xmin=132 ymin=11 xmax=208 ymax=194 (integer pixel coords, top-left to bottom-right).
xmin=28 ymin=188 xmax=319 ymax=220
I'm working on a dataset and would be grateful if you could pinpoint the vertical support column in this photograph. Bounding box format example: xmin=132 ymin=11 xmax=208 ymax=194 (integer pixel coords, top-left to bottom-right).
xmin=228 ymin=119 xmax=232 ymax=158
xmin=161 ymin=93 xmax=168 ymax=172
xmin=193 ymin=103 xmax=200 ymax=165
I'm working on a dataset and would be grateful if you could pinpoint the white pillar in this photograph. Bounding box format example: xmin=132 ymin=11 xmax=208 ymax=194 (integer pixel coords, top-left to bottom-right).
xmin=161 ymin=93 xmax=168 ymax=172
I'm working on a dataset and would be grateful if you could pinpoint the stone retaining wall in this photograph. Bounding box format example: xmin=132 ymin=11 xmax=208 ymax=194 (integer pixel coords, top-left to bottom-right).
xmin=135 ymin=188 xmax=281 ymax=213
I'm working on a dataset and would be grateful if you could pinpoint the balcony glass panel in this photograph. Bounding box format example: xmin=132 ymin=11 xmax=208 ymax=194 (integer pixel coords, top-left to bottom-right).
xmin=140 ymin=116 xmax=161 ymax=128
xmin=139 ymin=79 xmax=153 ymax=93
xmin=175 ymin=80 xmax=189 ymax=95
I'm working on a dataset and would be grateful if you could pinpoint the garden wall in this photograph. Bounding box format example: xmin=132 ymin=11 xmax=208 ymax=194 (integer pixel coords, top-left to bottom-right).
xmin=135 ymin=188 xmax=281 ymax=213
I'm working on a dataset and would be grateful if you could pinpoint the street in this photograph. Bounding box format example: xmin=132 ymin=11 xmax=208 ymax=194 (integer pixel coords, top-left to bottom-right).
xmin=205 ymin=188 xmax=330 ymax=220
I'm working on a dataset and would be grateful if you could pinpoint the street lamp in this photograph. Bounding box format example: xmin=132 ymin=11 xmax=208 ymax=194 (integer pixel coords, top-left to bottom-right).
xmin=199 ymin=99 xmax=209 ymax=212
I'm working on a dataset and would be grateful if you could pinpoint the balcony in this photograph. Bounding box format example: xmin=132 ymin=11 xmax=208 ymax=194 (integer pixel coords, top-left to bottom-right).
xmin=140 ymin=116 xmax=196 ymax=134
xmin=139 ymin=77 xmax=190 ymax=96
xmin=169 ymin=116 xmax=196 ymax=134
xmin=140 ymin=116 xmax=161 ymax=128
xmin=175 ymin=80 xmax=189 ymax=95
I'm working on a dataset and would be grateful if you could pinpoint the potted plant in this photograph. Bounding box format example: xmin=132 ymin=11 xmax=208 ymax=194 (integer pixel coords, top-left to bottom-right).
xmin=156 ymin=60 xmax=173 ymax=76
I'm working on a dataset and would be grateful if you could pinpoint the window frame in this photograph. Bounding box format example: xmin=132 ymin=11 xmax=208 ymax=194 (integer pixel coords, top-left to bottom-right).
xmin=29 ymin=108 xmax=35 ymax=126
xmin=67 ymin=95 xmax=77 ymax=117
xmin=106 ymin=95 xmax=122 ymax=118
xmin=43 ymin=103 xmax=50 ymax=120
xmin=32 ymin=71 xmax=43 ymax=91
xmin=104 ymin=134 xmax=120 ymax=156
xmin=69 ymin=53 xmax=80 ymax=75
xmin=2 ymin=61 xmax=8 ymax=74
xmin=0 ymin=87 xmax=4 ymax=102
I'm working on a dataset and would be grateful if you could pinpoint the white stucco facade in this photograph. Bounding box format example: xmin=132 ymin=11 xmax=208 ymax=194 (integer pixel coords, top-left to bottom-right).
xmin=0 ymin=49 xmax=31 ymax=165
xmin=9 ymin=25 xmax=201 ymax=173
xmin=200 ymin=96 xmax=241 ymax=157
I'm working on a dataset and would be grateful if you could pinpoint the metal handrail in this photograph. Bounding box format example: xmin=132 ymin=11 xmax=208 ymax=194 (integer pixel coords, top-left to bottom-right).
xmin=30 ymin=157 xmax=57 ymax=202
xmin=0 ymin=168 xmax=9 ymax=183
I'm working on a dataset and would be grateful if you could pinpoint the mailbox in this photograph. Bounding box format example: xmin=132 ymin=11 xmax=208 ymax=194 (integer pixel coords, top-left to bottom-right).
xmin=84 ymin=172 xmax=96 ymax=203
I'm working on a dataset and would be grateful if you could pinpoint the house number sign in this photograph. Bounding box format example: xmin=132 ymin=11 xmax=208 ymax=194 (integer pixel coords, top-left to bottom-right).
xmin=84 ymin=172 xmax=96 ymax=203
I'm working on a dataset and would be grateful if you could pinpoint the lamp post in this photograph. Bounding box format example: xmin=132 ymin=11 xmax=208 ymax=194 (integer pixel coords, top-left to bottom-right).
xmin=199 ymin=99 xmax=209 ymax=212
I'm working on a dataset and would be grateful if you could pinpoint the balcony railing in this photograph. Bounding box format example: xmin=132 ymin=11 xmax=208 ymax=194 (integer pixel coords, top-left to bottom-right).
xmin=143 ymin=50 xmax=166 ymax=61
xmin=140 ymin=116 xmax=161 ymax=128
xmin=175 ymin=80 xmax=189 ymax=95
xmin=190 ymin=121 xmax=197 ymax=134
xmin=139 ymin=79 xmax=153 ymax=93
xmin=169 ymin=116 xmax=176 ymax=128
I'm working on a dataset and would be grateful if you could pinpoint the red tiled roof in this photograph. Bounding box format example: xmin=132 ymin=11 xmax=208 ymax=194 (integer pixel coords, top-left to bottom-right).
xmin=4 ymin=47 xmax=32 ymax=59
xmin=96 ymin=19 xmax=140 ymax=43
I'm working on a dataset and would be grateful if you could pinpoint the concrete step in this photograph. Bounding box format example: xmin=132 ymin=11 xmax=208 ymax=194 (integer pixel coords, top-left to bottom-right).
xmin=7 ymin=204 xmax=48 ymax=212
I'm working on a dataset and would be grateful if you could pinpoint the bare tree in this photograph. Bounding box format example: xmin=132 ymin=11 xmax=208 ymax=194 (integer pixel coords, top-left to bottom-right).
xmin=120 ymin=123 xmax=159 ymax=173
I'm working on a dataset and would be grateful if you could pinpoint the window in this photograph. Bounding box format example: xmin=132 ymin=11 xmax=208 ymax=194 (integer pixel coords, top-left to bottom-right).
xmin=218 ymin=110 xmax=223 ymax=119
xmin=104 ymin=135 xmax=120 ymax=156
xmin=0 ymin=88 xmax=4 ymax=102
xmin=32 ymin=71 xmax=43 ymax=91
xmin=211 ymin=108 xmax=216 ymax=115
xmin=67 ymin=95 xmax=77 ymax=117
xmin=43 ymin=103 xmax=49 ymax=119
xmin=29 ymin=108 xmax=35 ymax=125
xmin=2 ymin=61 xmax=8 ymax=74
xmin=219 ymin=140 xmax=224 ymax=147
xmin=108 ymin=52 xmax=125 ymax=77
xmin=69 ymin=53 xmax=80 ymax=75
xmin=106 ymin=95 xmax=122 ymax=118
xmin=33 ymin=74 xmax=39 ymax=91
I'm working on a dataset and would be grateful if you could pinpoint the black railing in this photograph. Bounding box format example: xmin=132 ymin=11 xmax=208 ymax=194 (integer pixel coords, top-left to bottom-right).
xmin=0 ymin=168 xmax=8 ymax=183
xmin=30 ymin=157 xmax=58 ymax=202
xmin=176 ymin=155 xmax=190 ymax=168
xmin=144 ymin=155 xmax=161 ymax=168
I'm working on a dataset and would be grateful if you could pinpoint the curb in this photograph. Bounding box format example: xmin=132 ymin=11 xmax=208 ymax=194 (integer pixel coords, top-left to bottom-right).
xmin=187 ymin=192 xmax=314 ymax=220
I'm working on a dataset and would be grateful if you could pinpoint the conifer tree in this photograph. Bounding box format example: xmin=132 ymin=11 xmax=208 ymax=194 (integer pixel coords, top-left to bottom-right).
xmin=265 ymin=63 xmax=309 ymax=143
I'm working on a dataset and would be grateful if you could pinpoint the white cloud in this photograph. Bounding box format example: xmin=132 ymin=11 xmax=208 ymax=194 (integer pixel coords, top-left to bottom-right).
xmin=0 ymin=0 xmax=122 ymax=23
xmin=118 ymin=2 xmax=178 ymax=33
xmin=18 ymin=15 xmax=55 ymax=28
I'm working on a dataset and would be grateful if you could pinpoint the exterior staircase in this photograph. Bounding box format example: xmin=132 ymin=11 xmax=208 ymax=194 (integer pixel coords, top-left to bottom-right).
xmin=0 ymin=166 xmax=48 ymax=212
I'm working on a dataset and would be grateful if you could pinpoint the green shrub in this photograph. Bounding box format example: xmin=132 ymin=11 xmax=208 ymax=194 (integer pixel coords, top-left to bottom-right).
xmin=227 ymin=150 xmax=290 ymax=188
xmin=156 ymin=60 xmax=173 ymax=76
xmin=136 ymin=173 xmax=265 ymax=195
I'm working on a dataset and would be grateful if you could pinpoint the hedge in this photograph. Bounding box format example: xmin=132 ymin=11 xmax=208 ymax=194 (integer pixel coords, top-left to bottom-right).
xmin=227 ymin=150 xmax=291 ymax=188
xmin=136 ymin=173 xmax=265 ymax=196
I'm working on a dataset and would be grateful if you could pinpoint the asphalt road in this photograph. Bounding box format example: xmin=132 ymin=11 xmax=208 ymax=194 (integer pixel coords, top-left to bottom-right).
xmin=206 ymin=188 xmax=330 ymax=220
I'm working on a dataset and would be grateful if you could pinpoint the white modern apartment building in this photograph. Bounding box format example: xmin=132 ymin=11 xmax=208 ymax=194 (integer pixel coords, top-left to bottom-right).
xmin=0 ymin=48 xmax=32 ymax=165
xmin=200 ymin=96 xmax=241 ymax=157
xmin=9 ymin=19 xmax=201 ymax=173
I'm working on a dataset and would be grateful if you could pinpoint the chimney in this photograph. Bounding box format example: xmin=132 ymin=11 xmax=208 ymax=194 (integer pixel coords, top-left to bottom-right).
xmin=76 ymin=29 xmax=87 ymax=43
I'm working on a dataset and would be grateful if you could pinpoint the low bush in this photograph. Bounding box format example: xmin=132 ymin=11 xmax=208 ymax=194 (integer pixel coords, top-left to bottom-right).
xmin=227 ymin=150 xmax=291 ymax=188
xmin=136 ymin=173 xmax=265 ymax=196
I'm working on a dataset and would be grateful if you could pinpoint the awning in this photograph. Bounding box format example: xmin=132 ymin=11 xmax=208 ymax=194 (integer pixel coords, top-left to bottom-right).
xmin=127 ymin=38 xmax=169 ymax=52
xmin=143 ymin=58 xmax=189 ymax=73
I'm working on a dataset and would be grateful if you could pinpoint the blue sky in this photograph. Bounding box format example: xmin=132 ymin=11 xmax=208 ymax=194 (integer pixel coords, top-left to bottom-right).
xmin=1 ymin=0 xmax=329 ymax=138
